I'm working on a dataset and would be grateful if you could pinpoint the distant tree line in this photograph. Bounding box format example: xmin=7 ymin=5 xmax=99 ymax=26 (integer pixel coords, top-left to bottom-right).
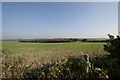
xmin=81 ymin=39 xmax=109 ymax=42
xmin=85 ymin=40 xmax=109 ymax=42
xmin=19 ymin=38 xmax=80 ymax=43
xmin=19 ymin=38 xmax=109 ymax=43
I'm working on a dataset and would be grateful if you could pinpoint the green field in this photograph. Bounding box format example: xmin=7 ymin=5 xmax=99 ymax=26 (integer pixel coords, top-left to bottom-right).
xmin=2 ymin=41 xmax=107 ymax=64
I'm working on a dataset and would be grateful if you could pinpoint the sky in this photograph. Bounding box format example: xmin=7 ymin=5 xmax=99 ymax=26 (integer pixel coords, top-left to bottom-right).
xmin=118 ymin=2 xmax=120 ymax=36
xmin=0 ymin=2 xmax=2 ymax=40
xmin=2 ymin=2 xmax=118 ymax=39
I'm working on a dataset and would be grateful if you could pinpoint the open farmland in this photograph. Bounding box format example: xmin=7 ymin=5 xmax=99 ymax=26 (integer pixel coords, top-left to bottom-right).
xmin=2 ymin=41 xmax=107 ymax=64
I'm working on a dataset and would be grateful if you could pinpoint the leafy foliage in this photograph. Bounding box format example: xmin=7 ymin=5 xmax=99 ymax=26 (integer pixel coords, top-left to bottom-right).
xmin=2 ymin=49 xmax=33 ymax=79
xmin=24 ymin=56 xmax=108 ymax=79
xmin=2 ymin=50 xmax=108 ymax=79
xmin=95 ymin=35 xmax=120 ymax=79
xmin=104 ymin=36 xmax=120 ymax=58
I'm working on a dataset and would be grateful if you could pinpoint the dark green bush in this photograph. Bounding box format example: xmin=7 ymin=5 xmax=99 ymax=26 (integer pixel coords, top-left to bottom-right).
xmin=104 ymin=35 xmax=120 ymax=79
xmin=92 ymin=35 xmax=120 ymax=79
xmin=23 ymin=56 xmax=108 ymax=80
xmin=104 ymin=36 xmax=120 ymax=58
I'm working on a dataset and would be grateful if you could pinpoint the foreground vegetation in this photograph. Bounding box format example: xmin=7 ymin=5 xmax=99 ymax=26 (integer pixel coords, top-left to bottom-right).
xmin=2 ymin=50 xmax=108 ymax=79
xmin=2 ymin=35 xmax=120 ymax=79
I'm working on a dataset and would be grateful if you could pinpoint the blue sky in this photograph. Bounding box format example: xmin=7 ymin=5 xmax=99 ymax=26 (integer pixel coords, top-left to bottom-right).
xmin=2 ymin=2 xmax=118 ymax=39
xmin=0 ymin=2 xmax=2 ymax=40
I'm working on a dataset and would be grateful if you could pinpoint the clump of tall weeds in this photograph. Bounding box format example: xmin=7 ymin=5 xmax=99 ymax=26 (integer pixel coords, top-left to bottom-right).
xmin=2 ymin=49 xmax=33 ymax=79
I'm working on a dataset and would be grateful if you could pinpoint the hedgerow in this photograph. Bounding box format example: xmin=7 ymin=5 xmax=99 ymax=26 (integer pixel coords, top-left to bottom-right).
xmin=2 ymin=50 xmax=108 ymax=79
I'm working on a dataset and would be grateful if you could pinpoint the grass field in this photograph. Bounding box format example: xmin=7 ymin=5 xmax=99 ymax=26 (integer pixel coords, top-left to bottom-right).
xmin=2 ymin=41 xmax=107 ymax=64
